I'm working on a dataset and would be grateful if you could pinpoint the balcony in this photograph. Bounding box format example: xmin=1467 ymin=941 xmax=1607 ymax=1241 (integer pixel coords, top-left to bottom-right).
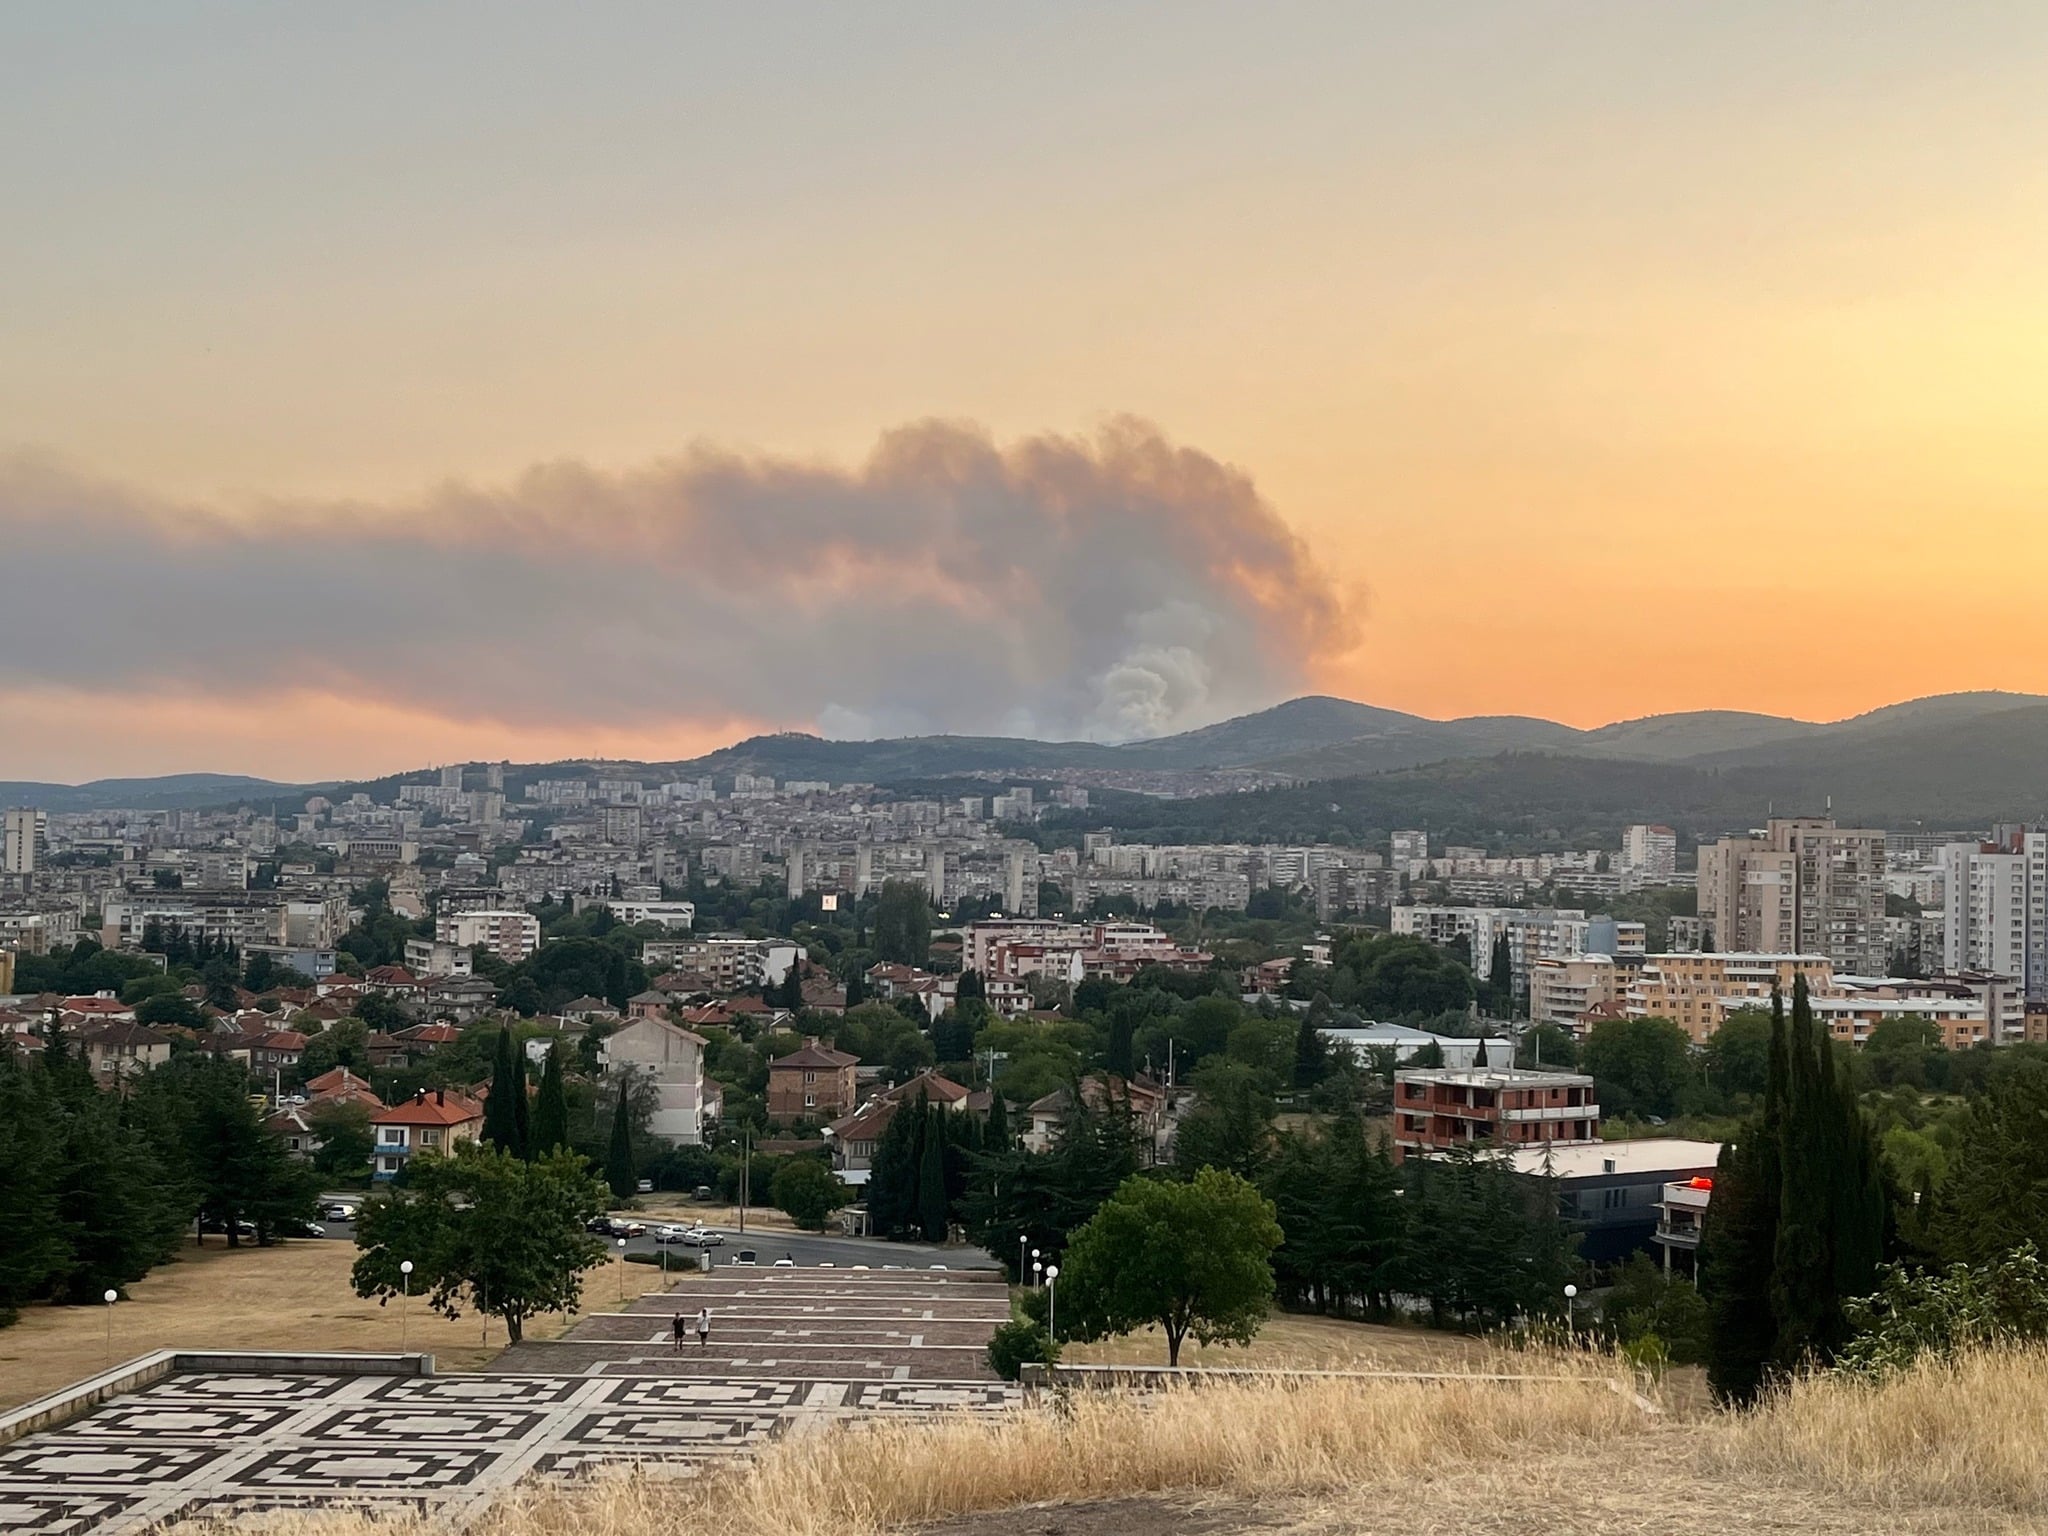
xmin=1501 ymin=1102 xmax=1601 ymax=1123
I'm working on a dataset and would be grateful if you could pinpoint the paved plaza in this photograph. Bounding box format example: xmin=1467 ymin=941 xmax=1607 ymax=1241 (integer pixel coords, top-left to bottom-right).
xmin=0 ymin=1268 xmax=1020 ymax=1535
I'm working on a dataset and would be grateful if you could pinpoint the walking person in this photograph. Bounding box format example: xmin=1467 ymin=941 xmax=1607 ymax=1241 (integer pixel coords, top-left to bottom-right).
xmin=671 ymin=1312 xmax=686 ymax=1352
xmin=695 ymin=1306 xmax=710 ymax=1351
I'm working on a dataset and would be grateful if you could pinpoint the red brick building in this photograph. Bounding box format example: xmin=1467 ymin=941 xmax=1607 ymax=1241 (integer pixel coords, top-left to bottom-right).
xmin=767 ymin=1042 xmax=859 ymax=1122
xmin=1391 ymin=1067 xmax=1599 ymax=1163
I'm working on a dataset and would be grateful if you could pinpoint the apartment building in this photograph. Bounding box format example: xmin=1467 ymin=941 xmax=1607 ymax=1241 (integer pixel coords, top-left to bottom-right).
xmin=1627 ymin=953 xmax=1838 ymax=1042
xmin=766 ymin=1042 xmax=858 ymax=1121
xmin=1527 ymin=954 xmax=1624 ymax=1031
xmin=3 ymin=809 xmax=46 ymax=877
xmin=437 ymin=909 xmax=542 ymax=962
xmin=1390 ymin=1066 xmax=1600 ymax=1163
xmin=640 ymin=934 xmax=798 ymax=992
xmin=1622 ymin=824 xmax=1679 ymax=882
xmin=371 ymin=1089 xmax=484 ymax=1181
xmin=1942 ymin=829 xmax=2048 ymax=998
xmin=1696 ymin=817 xmax=1886 ymax=974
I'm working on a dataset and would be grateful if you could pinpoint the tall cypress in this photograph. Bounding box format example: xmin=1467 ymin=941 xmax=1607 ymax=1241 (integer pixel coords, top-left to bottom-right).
xmin=1771 ymin=976 xmax=1834 ymax=1368
xmin=604 ymin=1078 xmax=637 ymax=1200
xmin=530 ymin=1044 xmax=569 ymax=1156
xmin=510 ymin=1045 xmax=532 ymax=1161
xmin=483 ymin=1029 xmax=518 ymax=1151
xmin=1702 ymin=987 xmax=1786 ymax=1404
xmin=917 ymin=1105 xmax=950 ymax=1242
xmin=983 ymin=1090 xmax=1010 ymax=1151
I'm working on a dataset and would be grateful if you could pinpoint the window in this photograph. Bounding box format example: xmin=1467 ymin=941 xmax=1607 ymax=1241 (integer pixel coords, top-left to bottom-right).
xmin=379 ymin=1127 xmax=406 ymax=1146
xmin=420 ymin=1127 xmax=442 ymax=1147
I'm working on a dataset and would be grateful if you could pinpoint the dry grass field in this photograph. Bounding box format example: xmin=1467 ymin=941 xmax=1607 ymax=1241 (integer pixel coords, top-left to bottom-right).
xmin=185 ymin=1352 xmax=2048 ymax=1536
xmin=0 ymin=1235 xmax=675 ymax=1411
xmin=1059 ymin=1311 xmax=1503 ymax=1372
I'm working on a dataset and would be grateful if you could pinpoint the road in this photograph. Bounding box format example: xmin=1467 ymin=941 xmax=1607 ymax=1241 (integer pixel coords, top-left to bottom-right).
xmin=314 ymin=1193 xmax=999 ymax=1274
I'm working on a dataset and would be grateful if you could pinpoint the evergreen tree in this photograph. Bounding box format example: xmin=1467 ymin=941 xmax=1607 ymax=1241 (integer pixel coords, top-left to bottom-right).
xmin=1293 ymin=1014 xmax=1329 ymax=1091
xmin=958 ymin=968 xmax=986 ymax=1001
xmin=1471 ymin=1035 xmax=1489 ymax=1069
xmin=983 ymin=1089 xmax=1011 ymax=1151
xmin=1106 ymin=1013 xmax=1136 ymax=1079
xmin=511 ymin=1046 xmax=532 ymax=1161
xmin=1772 ymin=975 xmax=1848 ymax=1367
xmin=843 ymin=968 xmax=867 ymax=1010
xmin=483 ymin=1030 xmax=519 ymax=1151
xmin=530 ymin=1045 xmax=569 ymax=1157
xmin=778 ymin=962 xmax=806 ymax=1011
xmin=604 ymin=1078 xmax=637 ymax=1200
xmin=918 ymin=1105 xmax=950 ymax=1242
xmin=867 ymin=1093 xmax=925 ymax=1238
xmin=1488 ymin=934 xmax=1514 ymax=1013
xmin=1703 ymin=987 xmax=1786 ymax=1404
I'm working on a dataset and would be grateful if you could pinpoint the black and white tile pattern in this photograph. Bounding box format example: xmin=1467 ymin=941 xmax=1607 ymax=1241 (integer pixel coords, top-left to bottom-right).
xmin=0 ymin=1275 xmax=1022 ymax=1533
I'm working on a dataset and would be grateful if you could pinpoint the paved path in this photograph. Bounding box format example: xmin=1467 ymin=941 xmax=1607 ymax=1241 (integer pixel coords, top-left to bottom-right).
xmin=0 ymin=1270 xmax=1019 ymax=1534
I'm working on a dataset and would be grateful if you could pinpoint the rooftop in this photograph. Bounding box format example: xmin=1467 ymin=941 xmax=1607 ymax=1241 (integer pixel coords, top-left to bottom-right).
xmin=1506 ymin=1138 xmax=1723 ymax=1179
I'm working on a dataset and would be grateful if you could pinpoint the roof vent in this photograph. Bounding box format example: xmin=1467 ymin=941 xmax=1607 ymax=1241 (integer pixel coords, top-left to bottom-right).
xmin=1603 ymin=1157 xmax=1617 ymax=1174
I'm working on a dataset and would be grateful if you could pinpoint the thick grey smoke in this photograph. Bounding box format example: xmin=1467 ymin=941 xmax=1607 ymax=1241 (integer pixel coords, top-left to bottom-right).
xmin=0 ymin=420 xmax=1354 ymax=744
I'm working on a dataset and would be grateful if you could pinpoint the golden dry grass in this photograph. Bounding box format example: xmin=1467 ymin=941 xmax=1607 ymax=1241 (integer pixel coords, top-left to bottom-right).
xmin=0 ymin=1236 xmax=676 ymax=1410
xmin=177 ymin=1371 xmax=1652 ymax=1536
xmin=1712 ymin=1346 xmax=2048 ymax=1517
xmin=158 ymin=1350 xmax=2048 ymax=1535
xmin=1058 ymin=1311 xmax=1501 ymax=1373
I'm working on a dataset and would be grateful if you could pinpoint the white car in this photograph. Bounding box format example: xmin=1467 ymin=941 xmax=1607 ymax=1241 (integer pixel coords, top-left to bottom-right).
xmin=681 ymin=1227 xmax=725 ymax=1248
xmin=320 ymin=1203 xmax=358 ymax=1222
xmin=650 ymin=1225 xmax=691 ymax=1245
xmin=773 ymin=1256 xmax=796 ymax=1267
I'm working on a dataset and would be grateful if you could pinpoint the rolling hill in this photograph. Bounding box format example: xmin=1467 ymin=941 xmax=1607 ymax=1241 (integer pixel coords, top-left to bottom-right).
xmin=9 ymin=689 xmax=2048 ymax=829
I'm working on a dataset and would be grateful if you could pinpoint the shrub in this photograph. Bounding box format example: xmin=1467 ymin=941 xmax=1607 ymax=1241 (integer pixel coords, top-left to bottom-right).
xmin=1837 ymin=1244 xmax=2048 ymax=1377
xmin=987 ymin=1318 xmax=1055 ymax=1381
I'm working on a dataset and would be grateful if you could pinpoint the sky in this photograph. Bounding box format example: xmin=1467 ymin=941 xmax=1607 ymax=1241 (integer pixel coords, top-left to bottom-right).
xmin=7 ymin=2 xmax=2048 ymax=782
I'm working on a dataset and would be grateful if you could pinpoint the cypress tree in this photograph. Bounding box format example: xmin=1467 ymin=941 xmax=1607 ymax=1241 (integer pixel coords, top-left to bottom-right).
xmin=1293 ymin=1014 xmax=1328 ymax=1090
xmin=918 ymin=1105 xmax=949 ymax=1242
xmin=605 ymin=1078 xmax=637 ymax=1200
xmin=868 ymin=1093 xmax=925 ymax=1237
xmin=1471 ymin=1035 xmax=1489 ymax=1069
xmin=510 ymin=1045 xmax=532 ymax=1161
xmin=844 ymin=968 xmax=867 ymax=1009
xmin=1702 ymin=987 xmax=1786 ymax=1405
xmin=984 ymin=1090 xmax=1011 ymax=1151
xmin=531 ymin=1044 xmax=569 ymax=1156
xmin=483 ymin=1029 xmax=518 ymax=1151
xmin=1772 ymin=975 xmax=1840 ymax=1369
xmin=1107 ymin=1014 xmax=1136 ymax=1079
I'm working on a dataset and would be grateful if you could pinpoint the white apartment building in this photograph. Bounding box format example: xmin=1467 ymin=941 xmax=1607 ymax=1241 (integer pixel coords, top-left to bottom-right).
xmin=437 ymin=908 xmax=542 ymax=963
xmin=3 ymin=809 xmax=46 ymax=877
xmin=599 ymin=1017 xmax=712 ymax=1144
xmin=1622 ymin=824 xmax=1679 ymax=882
xmin=601 ymin=898 xmax=696 ymax=932
xmin=1942 ymin=831 xmax=2048 ymax=998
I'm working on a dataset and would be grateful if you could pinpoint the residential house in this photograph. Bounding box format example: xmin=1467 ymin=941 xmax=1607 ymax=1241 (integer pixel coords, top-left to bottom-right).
xmin=77 ymin=1020 xmax=172 ymax=1082
xmin=304 ymin=1066 xmax=383 ymax=1109
xmin=626 ymin=990 xmax=671 ymax=1022
xmin=825 ymin=1071 xmax=973 ymax=1174
xmin=767 ymin=1042 xmax=859 ymax=1122
xmin=249 ymin=1030 xmax=308 ymax=1077
xmin=370 ymin=1088 xmax=484 ymax=1180
xmin=598 ymin=1016 xmax=712 ymax=1145
xmin=1022 ymin=1074 xmax=1170 ymax=1162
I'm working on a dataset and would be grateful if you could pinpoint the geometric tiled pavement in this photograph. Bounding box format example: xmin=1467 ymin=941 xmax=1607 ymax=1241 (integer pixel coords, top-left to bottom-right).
xmin=0 ymin=1270 xmax=1021 ymax=1533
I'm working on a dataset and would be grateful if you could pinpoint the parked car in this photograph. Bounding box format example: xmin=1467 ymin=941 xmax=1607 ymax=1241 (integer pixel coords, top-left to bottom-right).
xmin=773 ymin=1254 xmax=796 ymax=1267
xmin=650 ymin=1225 xmax=690 ymax=1245
xmin=734 ymin=1249 xmax=758 ymax=1266
xmin=585 ymin=1217 xmax=614 ymax=1235
xmin=291 ymin=1219 xmax=330 ymax=1239
xmin=636 ymin=1179 xmax=654 ymax=1194
xmin=680 ymin=1227 xmax=724 ymax=1248
xmin=321 ymin=1202 xmax=358 ymax=1222
xmin=604 ymin=1217 xmax=646 ymax=1239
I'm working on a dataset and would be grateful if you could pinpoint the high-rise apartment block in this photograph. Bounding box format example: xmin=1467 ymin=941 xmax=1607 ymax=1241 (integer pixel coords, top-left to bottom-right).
xmin=1696 ymin=817 xmax=1886 ymax=975
xmin=3 ymin=808 xmax=46 ymax=877
xmin=1943 ymin=828 xmax=2048 ymax=997
xmin=1622 ymin=824 xmax=1679 ymax=882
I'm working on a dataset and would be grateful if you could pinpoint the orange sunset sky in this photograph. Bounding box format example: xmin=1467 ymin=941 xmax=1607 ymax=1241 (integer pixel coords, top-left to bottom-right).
xmin=6 ymin=4 xmax=2048 ymax=782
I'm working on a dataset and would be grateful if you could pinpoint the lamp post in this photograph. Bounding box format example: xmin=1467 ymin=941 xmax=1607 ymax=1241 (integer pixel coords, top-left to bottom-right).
xmin=399 ymin=1260 xmax=414 ymax=1351
xmin=1018 ymin=1235 xmax=1028 ymax=1284
xmin=1032 ymin=1247 xmax=1042 ymax=1289
xmin=102 ymin=1289 xmax=117 ymax=1367
xmin=616 ymin=1237 xmax=628 ymax=1303
xmin=1045 ymin=1265 xmax=1059 ymax=1343
xmin=1562 ymin=1282 xmax=1578 ymax=1343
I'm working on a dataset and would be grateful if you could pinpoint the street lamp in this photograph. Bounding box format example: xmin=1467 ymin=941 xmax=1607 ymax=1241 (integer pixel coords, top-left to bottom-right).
xmin=616 ymin=1237 xmax=628 ymax=1303
xmin=102 ymin=1289 xmax=117 ymax=1366
xmin=1045 ymin=1265 xmax=1059 ymax=1343
xmin=1018 ymin=1235 xmax=1029 ymax=1283
xmin=1032 ymin=1259 xmax=1043 ymax=1290
xmin=1562 ymin=1282 xmax=1578 ymax=1341
xmin=399 ymin=1260 xmax=414 ymax=1351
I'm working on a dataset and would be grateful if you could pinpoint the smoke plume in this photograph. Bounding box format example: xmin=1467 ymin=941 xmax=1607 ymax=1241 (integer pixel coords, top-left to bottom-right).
xmin=0 ymin=419 xmax=1354 ymax=746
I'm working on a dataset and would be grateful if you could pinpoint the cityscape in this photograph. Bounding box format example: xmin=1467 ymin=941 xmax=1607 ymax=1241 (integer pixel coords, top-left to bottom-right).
xmin=7 ymin=6 xmax=2048 ymax=1535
